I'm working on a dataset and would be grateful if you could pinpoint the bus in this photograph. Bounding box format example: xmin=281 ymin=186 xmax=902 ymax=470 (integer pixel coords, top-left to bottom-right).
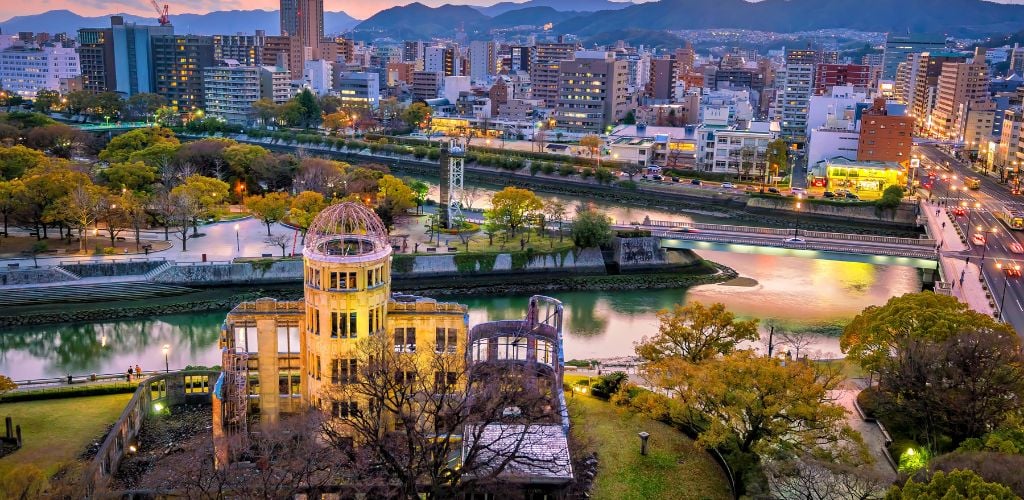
xmin=965 ymin=178 xmax=982 ymax=190
xmin=996 ymin=207 xmax=1024 ymax=230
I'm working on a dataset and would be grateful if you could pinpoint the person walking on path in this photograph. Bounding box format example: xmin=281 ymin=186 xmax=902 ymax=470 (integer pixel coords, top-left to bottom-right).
xmin=134 ymin=365 xmax=142 ymax=378
xmin=126 ymin=367 xmax=133 ymax=382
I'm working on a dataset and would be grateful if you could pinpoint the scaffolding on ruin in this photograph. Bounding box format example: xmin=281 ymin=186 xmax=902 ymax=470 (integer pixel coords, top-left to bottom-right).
xmin=221 ymin=347 xmax=249 ymax=446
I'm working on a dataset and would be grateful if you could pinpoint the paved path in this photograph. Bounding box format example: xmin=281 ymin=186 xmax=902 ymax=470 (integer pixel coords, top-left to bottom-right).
xmin=921 ymin=198 xmax=995 ymax=316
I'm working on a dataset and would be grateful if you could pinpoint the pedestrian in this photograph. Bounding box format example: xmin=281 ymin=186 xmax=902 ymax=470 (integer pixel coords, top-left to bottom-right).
xmin=126 ymin=367 xmax=133 ymax=382
xmin=942 ymin=222 xmax=946 ymax=229
xmin=135 ymin=364 xmax=141 ymax=378
xmin=67 ymin=373 xmax=72 ymax=385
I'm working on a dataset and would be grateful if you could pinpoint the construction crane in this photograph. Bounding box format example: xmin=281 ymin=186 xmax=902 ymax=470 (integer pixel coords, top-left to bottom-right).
xmin=149 ymin=0 xmax=171 ymax=26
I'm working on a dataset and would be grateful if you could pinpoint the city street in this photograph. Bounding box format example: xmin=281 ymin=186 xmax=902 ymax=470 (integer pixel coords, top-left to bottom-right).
xmin=916 ymin=143 xmax=1024 ymax=332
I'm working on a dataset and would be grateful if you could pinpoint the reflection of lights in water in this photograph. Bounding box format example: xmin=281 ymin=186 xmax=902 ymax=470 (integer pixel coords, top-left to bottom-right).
xmin=100 ymin=334 xmax=107 ymax=347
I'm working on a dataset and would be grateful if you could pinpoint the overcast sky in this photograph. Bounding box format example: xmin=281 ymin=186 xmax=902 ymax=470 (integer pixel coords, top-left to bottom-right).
xmin=3 ymin=0 xmax=1024 ymax=24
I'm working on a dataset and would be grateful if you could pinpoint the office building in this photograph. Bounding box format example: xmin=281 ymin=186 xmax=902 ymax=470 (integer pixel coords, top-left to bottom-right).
xmin=214 ymin=32 xmax=266 ymax=66
xmin=336 ymin=71 xmax=380 ymax=108
xmin=882 ymin=33 xmax=946 ymax=79
xmin=412 ymin=70 xmax=441 ymax=101
xmin=111 ymin=16 xmax=173 ymax=96
xmin=857 ymin=98 xmax=913 ymax=163
xmin=554 ymin=51 xmax=630 ymax=134
xmin=645 ymin=57 xmax=674 ymax=101
xmin=425 ymin=46 xmax=460 ymax=77
xmin=263 ymin=35 xmax=306 ymax=79
xmin=508 ymin=45 xmax=531 ymax=73
xmin=76 ymin=27 xmax=115 ymax=93
xmin=996 ymin=107 xmax=1024 ymax=178
xmin=0 ymin=43 xmax=80 ymax=98
xmin=531 ymin=41 xmax=577 ymax=106
xmin=910 ymin=51 xmax=967 ymax=132
xmin=204 ymin=61 xmax=262 ymax=125
xmin=771 ymin=49 xmax=816 ymax=144
xmin=697 ymin=120 xmax=780 ymax=174
xmin=302 ymin=59 xmax=333 ymax=96
xmin=152 ymin=34 xmax=215 ymax=112
xmin=261 ymin=65 xmax=293 ymax=104
xmin=814 ymin=64 xmax=871 ymax=95
xmin=402 ymin=41 xmax=426 ymax=70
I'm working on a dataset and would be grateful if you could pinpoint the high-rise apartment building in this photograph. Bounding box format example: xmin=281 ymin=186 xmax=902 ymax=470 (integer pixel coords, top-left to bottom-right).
xmin=893 ymin=53 xmax=920 ymax=107
xmin=110 ymin=16 xmax=173 ymax=96
xmin=261 ymin=65 xmax=293 ymax=104
xmin=645 ymin=57 xmax=675 ymax=101
xmin=910 ymin=51 xmax=967 ymax=132
xmin=204 ymin=61 xmax=262 ymax=125
xmin=554 ymin=50 xmax=630 ymax=133
xmin=995 ymin=107 xmax=1024 ymax=178
xmin=214 ymin=32 xmax=266 ymax=66
xmin=280 ymin=0 xmax=323 ymax=50
xmin=152 ymin=34 xmax=215 ymax=111
xmin=402 ymin=41 xmax=426 ymax=70
xmin=77 ymin=28 xmax=115 ymax=93
xmin=468 ymin=40 xmax=496 ymax=83
xmin=771 ymin=49 xmax=816 ymax=144
xmin=929 ymin=47 xmax=993 ymax=144
xmin=411 ymin=70 xmax=441 ymax=101
xmin=882 ymin=33 xmax=946 ymax=79
xmin=814 ymin=64 xmax=871 ymax=95
xmin=531 ymin=41 xmax=577 ymax=106
xmin=508 ymin=45 xmax=531 ymax=73
xmin=425 ymin=46 xmax=460 ymax=77
xmin=262 ymin=35 xmax=306 ymax=79
xmin=0 ymin=43 xmax=80 ymax=98
xmin=857 ymin=98 xmax=913 ymax=163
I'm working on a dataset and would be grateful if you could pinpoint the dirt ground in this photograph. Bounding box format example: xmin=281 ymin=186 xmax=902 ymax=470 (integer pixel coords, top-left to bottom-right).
xmin=0 ymin=235 xmax=172 ymax=259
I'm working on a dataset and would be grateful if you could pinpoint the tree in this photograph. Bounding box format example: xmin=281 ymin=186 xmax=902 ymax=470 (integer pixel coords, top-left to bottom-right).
xmin=90 ymin=91 xmax=125 ymax=118
xmin=580 ymin=134 xmax=602 ymax=160
xmin=0 ymin=144 xmax=48 ymax=180
xmin=222 ymin=143 xmax=269 ymax=183
xmin=876 ymin=185 xmax=905 ymax=211
xmin=125 ymin=92 xmax=167 ymax=121
xmin=489 ymin=187 xmax=543 ymax=236
xmin=840 ymin=292 xmax=1008 ymax=374
xmin=99 ymin=161 xmax=159 ymax=193
xmin=16 ymin=162 xmax=89 ymax=239
xmin=636 ymin=302 xmax=760 ymax=363
xmin=0 ymin=179 xmax=19 ymax=235
xmin=97 ymin=193 xmax=130 ymax=247
xmin=482 ymin=214 xmax=501 ymax=246
xmin=29 ymin=240 xmax=47 ymax=267
xmin=250 ymin=153 xmax=296 ymax=191
xmin=621 ymin=109 xmax=637 ymax=125
xmin=265 ymin=233 xmax=291 ymax=257
xmin=886 ymin=470 xmax=1017 ymax=500
xmin=56 ymin=183 xmax=106 ymax=253
xmin=766 ymin=138 xmax=789 ymax=180
xmin=121 ymin=191 xmax=150 ymax=252
xmin=127 ymin=141 xmax=180 ymax=172
xmin=401 ymin=101 xmax=431 ymax=130
xmin=319 ymin=333 xmax=571 ymax=498
xmin=764 ymin=454 xmax=889 ymax=500
xmin=250 ymin=98 xmax=279 ymax=128
xmin=533 ymin=129 xmax=547 ymax=153
xmin=245 ymin=192 xmax=291 ymax=236
xmin=409 ymin=180 xmax=429 ymax=214
xmin=171 ymin=175 xmax=229 ymax=235
xmin=0 ymin=375 xmax=15 ymax=395
xmin=543 ymin=200 xmax=568 ymax=242
xmin=166 ymin=190 xmax=202 ymax=251
xmin=324 ymin=111 xmax=355 ymax=135
xmin=377 ymin=174 xmax=416 ymax=216
xmin=151 ymin=191 xmax=179 ymax=241
xmin=570 ymin=209 xmax=613 ymax=249
xmin=668 ymin=351 xmax=852 ymax=455
xmin=289 ymin=191 xmax=326 ymax=240
xmin=24 ymin=124 xmax=88 ymax=159
xmin=65 ymin=90 xmax=94 ymax=116
xmin=98 ymin=127 xmax=178 ymax=163
xmin=32 ymin=89 xmax=60 ymax=114
xmin=295 ymin=157 xmax=347 ymax=195
xmin=174 ymin=138 xmax=235 ymax=180
xmin=295 ymin=89 xmax=322 ymax=128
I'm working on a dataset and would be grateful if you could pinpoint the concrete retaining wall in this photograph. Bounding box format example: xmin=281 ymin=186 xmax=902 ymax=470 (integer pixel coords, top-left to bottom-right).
xmin=613 ymin=237 xmax=700 ymax=270
xmin=59 ymin=260 xmax=166 ymax=278
xmin=401 ymin=248 xmax=605 ymax=276
xmin=0 ymin=267 xmax=76 ymax=286
xmin=151 ymin=260 xmax=304 ymax=285
xmin=745 ymin=197 xmax=918 ymax=225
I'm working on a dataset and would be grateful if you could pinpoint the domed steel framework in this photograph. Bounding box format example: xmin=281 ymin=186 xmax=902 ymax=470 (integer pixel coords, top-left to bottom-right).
xmin=303 ymin=202 xmax=390 ymax=258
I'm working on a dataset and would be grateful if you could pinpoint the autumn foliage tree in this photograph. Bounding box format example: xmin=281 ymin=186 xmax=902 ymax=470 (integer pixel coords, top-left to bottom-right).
xmin=244 ymin=192 xmax=291 ymax=236
xmin=636 ymin=302 xmax=759 ymax=363
xmin=488 ymin=187 xmax=543 ymax=236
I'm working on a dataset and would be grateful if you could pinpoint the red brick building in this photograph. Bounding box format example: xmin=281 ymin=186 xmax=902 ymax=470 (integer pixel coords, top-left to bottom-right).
xmin=814 ymin=64 xmax=871 ymax=95
xmin=857 ymin=98 xmax=913 ymax=163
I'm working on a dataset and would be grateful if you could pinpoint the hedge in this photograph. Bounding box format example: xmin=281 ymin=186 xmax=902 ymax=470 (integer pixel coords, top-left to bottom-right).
xmin=0 ymin=382 xmax=138 ymax=403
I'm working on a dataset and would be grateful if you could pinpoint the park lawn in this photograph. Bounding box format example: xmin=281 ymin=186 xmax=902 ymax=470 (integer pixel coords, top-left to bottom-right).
xmin=568 ymin=392 xmax=731 ymax=500
xmin=0 ymin=393 xmax=132 ymax=477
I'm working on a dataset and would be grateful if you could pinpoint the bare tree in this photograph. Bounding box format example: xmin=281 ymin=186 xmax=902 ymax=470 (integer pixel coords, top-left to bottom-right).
xmin=778 ymin=327 xmax=818 ymax=361
xmin=763 ymin=453 xmax=889 ymax=500
xmin=150 ymin=191 xmax=178 ymax=241
xmin=319 ymin=334 xmax=571 ymax=499
xmin=460 ymin=185 xmax=484 ymax=211
xmin=265 ymin=233 xmax=291 ymax=257
xmin=170 ymin=192 xmax=203 ymax=252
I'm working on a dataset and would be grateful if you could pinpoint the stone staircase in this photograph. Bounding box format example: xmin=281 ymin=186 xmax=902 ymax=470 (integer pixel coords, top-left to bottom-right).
xmin=0 ymin=282 xmax=198 ymax=307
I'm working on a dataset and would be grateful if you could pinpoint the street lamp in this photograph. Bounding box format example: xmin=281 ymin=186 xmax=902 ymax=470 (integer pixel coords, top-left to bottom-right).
xmin=162 ymin=344 xmax=170 ymax=373
xmin=234 ymin=223 xmax=240 ymax=253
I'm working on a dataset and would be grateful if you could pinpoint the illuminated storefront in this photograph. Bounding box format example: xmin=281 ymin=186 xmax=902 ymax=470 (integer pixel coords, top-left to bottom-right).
xmin=822 ymin=157 xmax=905 ymax=198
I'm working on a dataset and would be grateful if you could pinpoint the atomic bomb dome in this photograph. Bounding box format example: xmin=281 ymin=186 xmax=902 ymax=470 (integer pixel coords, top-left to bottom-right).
xmin=302 ymin=202 xmax=391 ymax=261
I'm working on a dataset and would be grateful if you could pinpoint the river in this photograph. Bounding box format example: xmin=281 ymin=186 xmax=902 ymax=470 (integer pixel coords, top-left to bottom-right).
xmin=0 ymin=247 xmax=924 ymax=381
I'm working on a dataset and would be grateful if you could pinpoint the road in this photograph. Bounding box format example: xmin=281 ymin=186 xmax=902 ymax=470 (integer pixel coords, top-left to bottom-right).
xmin=916 ymin=143 xmax=1024 ymax=332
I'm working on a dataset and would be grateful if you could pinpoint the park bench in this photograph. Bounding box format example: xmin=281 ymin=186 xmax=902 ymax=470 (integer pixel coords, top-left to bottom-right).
xmin=426 ymin=247 xmax=436 ymax=253
xmin=447 ymin=247 xmax=457 ymax=252
xmin=261 ymin=253 xmax=273 ymax=258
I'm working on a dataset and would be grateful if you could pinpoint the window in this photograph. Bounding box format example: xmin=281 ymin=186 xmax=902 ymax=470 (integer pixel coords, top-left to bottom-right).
xmin=308 ymin=307 xmax=320 ymax=336
xmin=395 ymin=370 xmax=416 ymax=385
xmin=332 ymin=358 xmax=357 ymax=384
xmin=349 ymin=312 xmax=358 ymax=338
xmin=537 ymin=339 xmax=554 ymax=365
xmin=330 ymin=311 xmax=340 ymax=338
xmin=497 ymin=336 xmax=528 ymax=360
xmin=434 ymin=371 xmax=458 ymax=391
xmin=333 ymin=401 xmax=359 ymax=418
xmin=436 ymin=327 xmax=458 ymax=353
xmin=315 ymin=355 xmax=321 ymax=380
xmin=233 ymin=323 xmax=257 ymax=353
xmin=276 ymin=325 xmax=300 ymax=353
xmin=394 ymin=327 xmax=416 ymax=352
xmin=471 ymin=339 xmax=488 ymax=362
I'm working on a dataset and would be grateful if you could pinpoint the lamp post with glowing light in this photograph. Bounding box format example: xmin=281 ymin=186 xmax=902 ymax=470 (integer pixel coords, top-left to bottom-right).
xmin=996 ymin=262 xmax=1020 ymax=319
xmin=976 ymin=225 xmax=998 ymax=262
xmin=162 ymin=344 xmax=170 ymax=373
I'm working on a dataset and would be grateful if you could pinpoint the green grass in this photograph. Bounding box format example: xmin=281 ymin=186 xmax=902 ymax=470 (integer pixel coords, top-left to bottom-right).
xmin=568 ymin=391 xmax=730 ymax=500
xmin=0 ymin=393 xmax=132 ymax=477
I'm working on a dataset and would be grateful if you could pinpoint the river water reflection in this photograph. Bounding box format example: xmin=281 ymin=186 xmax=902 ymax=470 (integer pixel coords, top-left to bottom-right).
xmin=0 ymin=248 xmax=923 ymax=381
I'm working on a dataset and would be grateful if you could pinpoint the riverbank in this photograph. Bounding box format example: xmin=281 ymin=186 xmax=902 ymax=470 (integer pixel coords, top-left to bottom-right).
xmin=0 ymin=261 xmax=731 ymax=329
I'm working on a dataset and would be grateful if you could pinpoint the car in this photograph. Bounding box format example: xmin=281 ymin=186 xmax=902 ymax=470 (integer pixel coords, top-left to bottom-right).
xmin=690 ymin=179 xmax=702 ymax=186
xmin=1010 ymin=242 xmax=1024 ymax=254
xmin=671 ymin=176 xmax=680 ymax=182
xmin=767 ymin=187 xmax=781 ymax=194
xmin=823 ymin=191 xmax=836 ymax=198
xmin=721 ymin=182 xmax=735 ymax=189
xmin=845 ymin=192 xmax=859 ymax=200
xmin=972 ymin=233 xmax=987 ymax=246
xmin=652 ymin=174 xmax=663 ymax=181
xmin=791 ymin=187 xmax=806 ymax=194
xmin=784 ymin=237 xmax=806 ymax=245
xmin=676 ymin=226 xmax=700 ymax=233
xmin=1005 ymin=266 xmax=1022 ymax=278
xmin=952 ymin=207 xmax=966 ymax=217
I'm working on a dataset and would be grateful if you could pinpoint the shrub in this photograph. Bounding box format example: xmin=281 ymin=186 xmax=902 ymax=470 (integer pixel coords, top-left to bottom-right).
xmin=558 ymin=163 xmax=576 ymax=176
xmin=618 ymin=180 xmax=638 ymax=190
xmin=542 ymin=163 xmax=556 ymax=175
xmin=529 ymin=162 xmax=542 ymax=176
xmin=590 ymin=371 xmax=628 ymax=400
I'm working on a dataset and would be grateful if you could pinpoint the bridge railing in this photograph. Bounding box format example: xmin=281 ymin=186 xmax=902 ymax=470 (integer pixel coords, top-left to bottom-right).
xmin=641 ymin=219 xmax=935 ymax=247
xmin=653 ymin=231 xmax=938 ymax=259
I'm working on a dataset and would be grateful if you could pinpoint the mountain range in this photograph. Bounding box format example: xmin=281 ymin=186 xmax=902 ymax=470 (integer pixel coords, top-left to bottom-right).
xmin=0 ymin=9 xmax=358 ymax=36
xmin=5 ymin=0 xmax=1024 ymax=41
